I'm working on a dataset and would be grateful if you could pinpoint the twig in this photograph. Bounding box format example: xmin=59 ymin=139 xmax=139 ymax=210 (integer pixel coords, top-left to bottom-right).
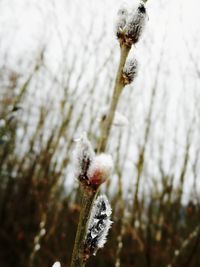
xmin=97 ymin=44 xmax=130 ymax=153
xmin=70 ymin=190 xmax=96 ymax=267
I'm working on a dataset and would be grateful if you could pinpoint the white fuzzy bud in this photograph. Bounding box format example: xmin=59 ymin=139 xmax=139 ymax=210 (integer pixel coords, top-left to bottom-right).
xmin=126 ymin=1 xmax=147 ymax=44
xmin=74 ymin=133 xmax=113 ymax=191
xmin=52 ymin=262 xmax=61 ymax=267
xmin=116 ymin=1 xmax=147 ymax=46
xmin=115 ymin=5 xmax=128 ymax=38
xmin=87 ymin=154 xmax=113 ymax=189
xmin=123 ymin=58 xmax=138 ymax=84
xmin=84 ymin=195 xmax=112 ymax=256
xmin=74 ymin=132 xmax=95 ymax=183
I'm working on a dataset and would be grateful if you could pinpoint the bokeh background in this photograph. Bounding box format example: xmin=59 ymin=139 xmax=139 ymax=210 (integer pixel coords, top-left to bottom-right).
xmin=0 ymin=0 xmax=200 ymax=266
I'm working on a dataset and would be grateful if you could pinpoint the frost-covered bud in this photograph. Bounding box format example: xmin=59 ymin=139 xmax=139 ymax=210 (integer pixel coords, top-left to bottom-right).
xmin=84 ymin=195 xmax=112 ymax=258
xmin=115 ymin=5 xmax=128 ymax=39
xmin=52 ymin=262 xmax=61 ymax=267
xmin=87 ymin=154 xmax=113 ymax=190
xmin=74 ymin=133 xmax=95 ymax=184
xmin=74 ymin=134 xmax=113 ymax=191
xmin=126 ymin=1 xmax=147 ymax=44
xmin=122 ymin=58 xmax=138 ymax=85
xmin=115 ymin=1 xmax=147 ymax=47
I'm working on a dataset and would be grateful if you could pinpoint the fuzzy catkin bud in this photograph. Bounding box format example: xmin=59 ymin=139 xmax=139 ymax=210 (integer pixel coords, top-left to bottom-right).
xmin=122 ymin=58 xmax=138 ymax=85
xmin=87 ymin=154 xmax=113 ymax=189
xmin=74 ymin=133 xmax=95 ymax=184
xmin=115 ymin=5 xmax=128 ymax=39
xmin=84 ymin=195 xmax=112 ymax=259
xmin=126 ymin=1 xmax=146 ymax=44
xmin=116 ymin=1 xmax=147 ymax=46
xmin=74 ymin=133 xmax=113 ymax=191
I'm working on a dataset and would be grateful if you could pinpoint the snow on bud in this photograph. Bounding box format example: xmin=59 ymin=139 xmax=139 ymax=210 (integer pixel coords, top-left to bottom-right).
xmin=116 ymin=1 xmax=147 ymax=46
xmin=122 ymin=58 xmax=138 ymax=85
xmin=52 ymin=262 xmax=61 ymax=267
xmin=87 ymin=154 xmax=113 ymax=189
xmin=84 ymin=195 xmax=112 ymax=258
xmin=74 ymin=132 xmax=95 ymax=184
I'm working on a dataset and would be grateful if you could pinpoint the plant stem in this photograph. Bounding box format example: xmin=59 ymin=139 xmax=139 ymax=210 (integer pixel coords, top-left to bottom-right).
xmin=70 ymin=44 xmax=130 ymax=267
xmin=70 ymin=189 xmax=96 ymax=267
xmin=97 ymin=44 xmax=131 ymax=153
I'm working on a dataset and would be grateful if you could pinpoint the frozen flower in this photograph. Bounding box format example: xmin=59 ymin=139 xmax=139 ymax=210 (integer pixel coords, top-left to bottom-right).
xmin=122 ymin=58 xmax=138 ymax=85
xmin=84 ymin=195 xmax=112 ymax=258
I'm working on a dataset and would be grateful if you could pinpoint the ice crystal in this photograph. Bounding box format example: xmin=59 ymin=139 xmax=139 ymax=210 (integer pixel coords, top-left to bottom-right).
xmin=84 ymin=195 xmax=112 ymax=256
xmin=122 ymin=58 xmax=138 ymax=84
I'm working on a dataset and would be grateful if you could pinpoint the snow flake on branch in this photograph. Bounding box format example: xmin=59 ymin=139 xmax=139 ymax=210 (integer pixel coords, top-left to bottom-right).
xmin=84 ymin=195 xmax=112 ymax=258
